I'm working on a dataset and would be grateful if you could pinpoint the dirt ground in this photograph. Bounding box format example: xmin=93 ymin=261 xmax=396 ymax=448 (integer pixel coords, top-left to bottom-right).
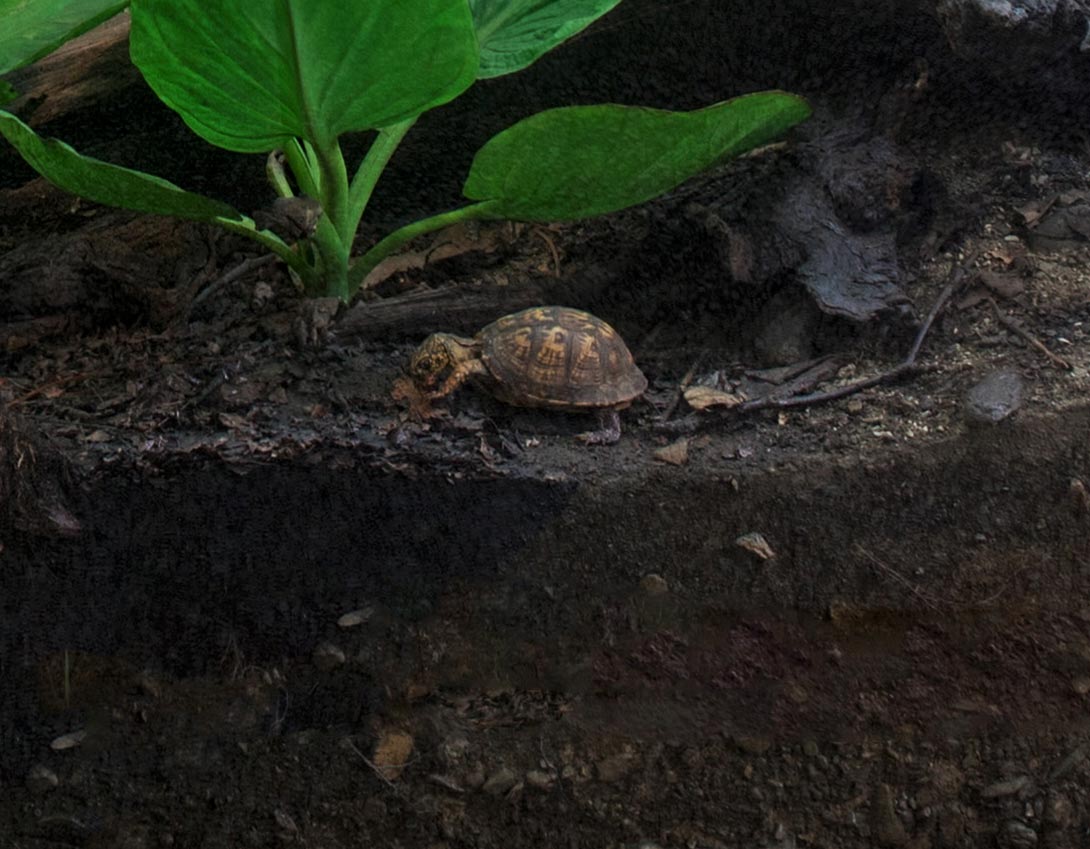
xmin=3 ymin=2 xmax=1090 ymax=848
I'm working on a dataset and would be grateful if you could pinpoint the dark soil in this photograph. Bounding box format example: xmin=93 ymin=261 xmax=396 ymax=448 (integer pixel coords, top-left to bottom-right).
xmin=3 ymin=2 xmax=1090 ymax=848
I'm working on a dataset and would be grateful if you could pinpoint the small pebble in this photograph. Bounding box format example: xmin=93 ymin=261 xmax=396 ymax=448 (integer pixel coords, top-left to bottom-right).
xmin=525 ymin=769 xmax=555 ymax=790
xmin=25 ymin=764 xmax=58 ymax=794
xmin=363 ymin=797 xmax=387 ymax=822
xmin=337 ymin=608 xmax=374 ymax=628
xmin=964 ymin=369 xmax=1023 ymax=424
xmin=870 ymin=783 xmax=908 ymax=846
xmin=50 ymin=730 xmax=86 ymax=751
xmin=734 ymin=735 xmax=772 ymax=755
xmin=982 ymin=775 xmax=1030 ymax=798
xmin=640 ymin=573 xmax=669 ymax=596
xmin=462 ymin=764 xmax=486 ymax=790
xmin=482 ymin=767 xmax=518 ymax=796
xmin=998 ymin=819 xmax=1037 ymax=849
xmin=595 ymin=753 xmax=635 ymax=783
xmin=735 ymin=531 xmax=775 ymax=561
xmin=312 ymin=642 xmax=346 ymax=671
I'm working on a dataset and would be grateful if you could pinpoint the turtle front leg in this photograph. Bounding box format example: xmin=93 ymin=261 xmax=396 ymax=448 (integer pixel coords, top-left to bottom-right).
xmin=427 ymin=358 xmax=490 ymax=400
xmin=576 ymin=409 xmax=623 ymax=445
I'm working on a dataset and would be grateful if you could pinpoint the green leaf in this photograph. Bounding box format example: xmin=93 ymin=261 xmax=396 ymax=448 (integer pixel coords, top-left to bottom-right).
xmin=464 ymin=91 xmax=811 ymax=220
xmin=129 ymin=0 xmax=479 ymax=154
xmin=0 ymin=0 xmax=128 ymax=77
xmin=0 ymin=110 xmax=242 ymax=222
xmin=0 ymin=80 xmax=16 ymax=105
xmin=469 ymin=0 xmax=623 ymax=78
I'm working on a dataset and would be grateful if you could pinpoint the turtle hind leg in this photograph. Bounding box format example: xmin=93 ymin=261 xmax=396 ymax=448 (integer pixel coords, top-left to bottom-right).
xmin=576 ymin=409 xmax=622 ymax=445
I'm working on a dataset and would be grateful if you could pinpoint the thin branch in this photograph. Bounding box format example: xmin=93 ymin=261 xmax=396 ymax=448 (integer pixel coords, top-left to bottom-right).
xmin=344 ymin=740 xmax=399 ymax=790
xmin=660 ymin=355 xmax=704 ymax=422
xmin=988 ymin=298 xmax=1073 ymax=370
xmin=187 ymin=254 xmax=277 ymax=315
xmin=740 ymin=250 xmax=980 ymax=413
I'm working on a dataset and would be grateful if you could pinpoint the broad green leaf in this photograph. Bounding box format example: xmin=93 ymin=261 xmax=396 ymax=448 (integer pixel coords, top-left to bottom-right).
xmin=464 ymin=92 xmax=811 ymax=220
xmin=129 ymin=0 xmax=479 ymax=154
xmin=469 ymin=0 xmax=623 ymax=78
xmin=0 ymin=0 xmax=128 ymax=77
xmin=0 ymin=81 xmax=16 ymax=105
xmin=0 ymin=110 xmax=242 ymax=222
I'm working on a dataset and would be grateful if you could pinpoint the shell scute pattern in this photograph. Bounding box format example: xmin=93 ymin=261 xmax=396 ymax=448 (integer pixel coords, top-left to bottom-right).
xmin=480 ymin=307 xmax=645 ymax=409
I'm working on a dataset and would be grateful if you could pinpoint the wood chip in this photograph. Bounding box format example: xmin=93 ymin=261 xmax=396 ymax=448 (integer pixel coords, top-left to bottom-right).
xmin=684 ymin=385 xmax=745 ymax=411
xmin=735 ymin=531 xmax=776 ymax=561
xmin=372 ymin=729 xmax=414 ymax=781
xmin=653 ymin=438 xmax=689 ymax=466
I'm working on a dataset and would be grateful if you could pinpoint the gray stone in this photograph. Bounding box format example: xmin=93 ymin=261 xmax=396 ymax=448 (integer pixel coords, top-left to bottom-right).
xmin=870 ymin=783 xmax=908 ymax=846
xmin=525 ymin=769 xmax=555 ymax=790
xmin=965 ymin=369 xmax=1023 ymax=424
xmin=482 ymin=766 xmax=518 ymax=796
xmin=595 ymin=753 xmax=636 ymax=783
xmin=936 ymin=0 xmax=1090 ymax=98
xmin=734 ymin=735 xmax=772 ymax=755
xmin=982 ymin=775 xmax=1031 ymax=798
xmin=998 ymin=819 xmax=1038 ymax=849
xmin=1044 ymin=790 xmax=1075 ymax=829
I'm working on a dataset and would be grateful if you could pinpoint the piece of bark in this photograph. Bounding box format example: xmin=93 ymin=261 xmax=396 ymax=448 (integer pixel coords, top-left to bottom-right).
xmin=936 ymin=0 xmax=1090 ymax=96
xmin=3 ymin=13 xmax=136 ymax=128
xmin=333 ymin=283 xmax=549 ymax=341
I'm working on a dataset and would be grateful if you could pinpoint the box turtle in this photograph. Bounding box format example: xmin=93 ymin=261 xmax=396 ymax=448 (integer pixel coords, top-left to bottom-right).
xmin=409 ymin=306 xmax=647 ymax=444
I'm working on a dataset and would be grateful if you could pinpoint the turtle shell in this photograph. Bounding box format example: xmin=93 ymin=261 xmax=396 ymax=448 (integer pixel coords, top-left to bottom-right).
xmin=477 ymin=306 xmax=647 ymax=410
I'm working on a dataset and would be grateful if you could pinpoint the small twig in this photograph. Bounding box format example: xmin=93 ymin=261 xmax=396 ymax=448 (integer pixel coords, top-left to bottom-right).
xmin=532 ymin=227 xmax=562 ymax=277
xmin=988 ymin=298 xmax=1073 ymax=370
xmin=187 ymin=254 xmax=277 ymax=314
xmin=740 ymin=251 xmax=979 ymax=412
xmin=660 ymin=355 xmax=704 ymax=422
xmin=427 ymin=773 xmax=466 ymax=794
xmin=856 ymin=546 xmax=944 ymax=611
xmin=857 ymin=544 xmax=1022 ymax=611
xmin=344 ymin=740 xmax=399 ymax=789
xmin=8 ymin=371 xmax=101 ymax=408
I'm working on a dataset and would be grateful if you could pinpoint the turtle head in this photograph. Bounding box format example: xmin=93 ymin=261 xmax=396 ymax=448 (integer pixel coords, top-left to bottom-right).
xmin=409 ymin=333 xmax=477 ymax=389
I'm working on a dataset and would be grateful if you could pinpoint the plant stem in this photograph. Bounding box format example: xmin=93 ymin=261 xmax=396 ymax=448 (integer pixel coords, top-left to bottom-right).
xmin=283 ymin=139 xmax=319 ymax=198
xmin=314 ymin=142 xmax=351 ymax=242
xmin=215 ymin=215 xmax=313 ymax=278
xmin=309 ymin=215 xmax=350 ymax=300
xmin=345 ymin=201 xmax=498 ymax=295
xmin=266 ymin=152 xmax=294 ymax=198
xmin=346 ymin=117 xmax=416 ymax=230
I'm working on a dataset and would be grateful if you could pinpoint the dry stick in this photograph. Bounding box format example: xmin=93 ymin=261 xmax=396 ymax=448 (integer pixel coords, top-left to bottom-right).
xmin=344 ymin=740 xmax=400 ymax=790
xmin=988 ymin=297 xmax=1073 ymax=371
xmin=187 ymin=254 xmax=278 ymax=315
xmin=857 ymin=544 xmax=1024 ymax=611
xmin=659 ymin=354 xmax=704 ymax=422
xmin=739 ymin=251 xmax=981 ymax=413
xmin=532 ymin=226 xmax=562 ymax=277
xmin=856 ymin=545 xmax=943 ymax=612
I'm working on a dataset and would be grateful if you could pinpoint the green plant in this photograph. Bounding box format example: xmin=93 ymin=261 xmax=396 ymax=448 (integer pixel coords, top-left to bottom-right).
xmin=0 ymin=0 xmax=128 ymax=104
xmin=0 ymin=0 xmax=811 ymax=302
